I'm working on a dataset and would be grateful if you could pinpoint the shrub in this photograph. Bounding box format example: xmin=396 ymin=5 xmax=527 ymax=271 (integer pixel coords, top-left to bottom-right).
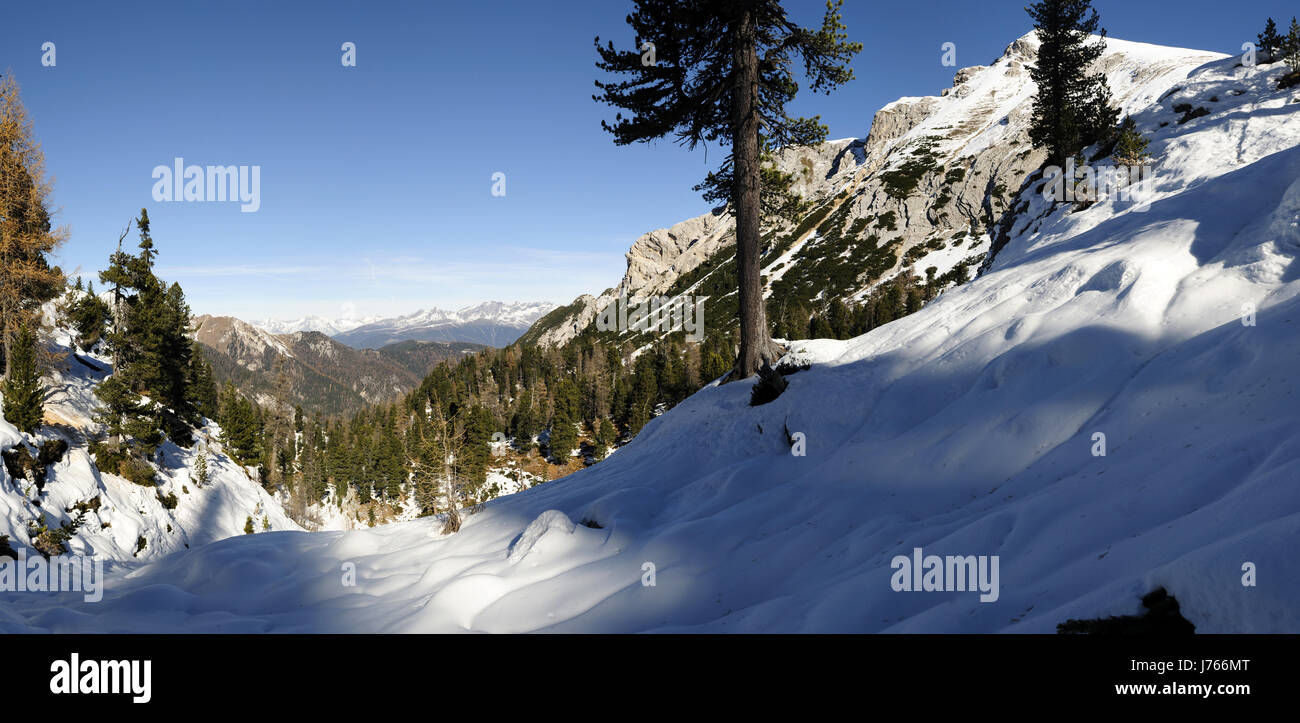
xmin=119 ymin=456 xmax=157 ymax=487
xmin=1057 ymin=588 xmax=1195 ymax=634
xmin=1176 ymin=105 xmax=1209 ymax=125
xmin=749 ymin=364 xmax=788 ymax=406
xmin=156 ymin=490 xmax=178 ymax=510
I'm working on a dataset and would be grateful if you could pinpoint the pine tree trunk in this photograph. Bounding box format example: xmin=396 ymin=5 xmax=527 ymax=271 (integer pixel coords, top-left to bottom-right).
xmin=729 ymin=7 xmax=780 ymax=381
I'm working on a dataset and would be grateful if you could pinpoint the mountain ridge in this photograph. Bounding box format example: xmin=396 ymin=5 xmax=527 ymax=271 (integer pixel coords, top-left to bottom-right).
xmin=255 ymin=300 xmax=555 ymax=349
xmin=519 ymin=32 xmax=1225 ymax=351
xmin=193 ymin=315 xmax=484 ymax=415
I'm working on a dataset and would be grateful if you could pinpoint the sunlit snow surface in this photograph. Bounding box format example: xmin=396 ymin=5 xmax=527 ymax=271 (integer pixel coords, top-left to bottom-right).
xmin=3 ymin=41 xmax=1300 ymax=633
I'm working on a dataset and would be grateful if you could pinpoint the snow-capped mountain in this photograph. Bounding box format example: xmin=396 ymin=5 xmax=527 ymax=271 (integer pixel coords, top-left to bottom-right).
xmin=255 ymin=301 xmax=555 ymax=349
xmin=5 ymin=33 xmax=1297 ymax=633
xmin=254 ymin=314 xmax=383 ymax=337
xmin=330 ymin=301 xmax=556 ymax=349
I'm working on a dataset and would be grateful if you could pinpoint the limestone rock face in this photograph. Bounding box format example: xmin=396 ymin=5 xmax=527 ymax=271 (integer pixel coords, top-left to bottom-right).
xmin=620 ymin=211 xmax=730 ymax=299
xmin=526 ymin=32 xmax=1223 ymax=348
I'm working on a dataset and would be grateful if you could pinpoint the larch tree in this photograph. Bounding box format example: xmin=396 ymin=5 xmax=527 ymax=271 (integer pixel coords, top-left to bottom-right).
xmin=594 ymin=0 xmax=861 ymax=380
xmin=0 ymin=73 xmax=65 ymax=378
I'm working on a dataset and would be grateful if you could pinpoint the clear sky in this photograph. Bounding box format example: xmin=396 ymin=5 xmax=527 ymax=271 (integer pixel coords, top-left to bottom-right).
xmin=0 ymin=0 xmax=1291 ymax=321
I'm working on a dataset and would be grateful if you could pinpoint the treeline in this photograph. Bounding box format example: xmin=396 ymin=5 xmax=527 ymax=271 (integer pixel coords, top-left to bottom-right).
xmin=239 ymin=327 xmax=740 ymax=519
xmin=774 ymin=269 xmax=944 ymax=342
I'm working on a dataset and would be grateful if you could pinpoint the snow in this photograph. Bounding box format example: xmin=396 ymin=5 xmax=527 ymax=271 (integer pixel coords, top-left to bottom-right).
xmin=0 ymin=321 xmax=299 ymax=566
xmin=3 ymin=42 xmax=1299 ymax=633
xmin=256 ymin=301 xmax=555 ymax=337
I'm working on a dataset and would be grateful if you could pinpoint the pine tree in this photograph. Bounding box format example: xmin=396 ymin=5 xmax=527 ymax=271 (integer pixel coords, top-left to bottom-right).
xmin=594 ymin=0 xmax=861 ymax=379
xmin=1 ymin=323 xmax=43 ymax=434
xmin=186 ymin=341 xmax=218 ymax=421
xmin=0 ymin=74 xmax=65 ymax=377
xmin=1027 ymin=0 xmax=1120 ymax=167
xmin=1111 ymin=116 xmax=1151 ymax=169
xmin=194 ymin=443 xmax=210 ymax=487
xmin=132 ymin=209 xmax=157 ymax=280
xmin=1286 ymin=17 xmax=1300 ymax=72
xmin=67 ymin=287 xmax=111 ymax=352
xmin=1259 ymin=18 xmax=1284 ymax=63
xmin=548 ymin=404 xmax=578 ymax=464
xmin=218 ymin=383 xmax=263 ymax=467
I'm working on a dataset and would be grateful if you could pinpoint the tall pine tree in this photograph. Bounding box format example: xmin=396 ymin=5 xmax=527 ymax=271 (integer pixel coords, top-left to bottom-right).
xmin=594 ymin=0 xmax=861 ymax=379
xmin=1027 ymin=0 xmax=1120 ymax=168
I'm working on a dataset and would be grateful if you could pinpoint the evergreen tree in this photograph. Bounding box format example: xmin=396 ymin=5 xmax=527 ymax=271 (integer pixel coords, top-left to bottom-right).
xmin=66 ymin=287 xmax=111 ymax=352
xmin=132 ymin=209 xmax=157 ymax=279
xmin=218 ymin=383 xmax=263 ymax=467
xmin=1287 ymin=17 xmax=1300 ymax=72
xmin=593 ymin=417 xmax=614 ymax=460
xmin=1111 ymin=115 xmax=1151 ymax=169
xmin=1 ymin=323 xmax=43 ymax=434
xmin=186 ymin=341 xmax=218 ymax=421
xmin=1259 ymin=18 xmax=1284 ymax=63
xmin=1026 ymin=0 xmax=1120 ymax=167
xmin=594 ymin=0 xmax=861 ymax=379
xmin=548 ymin=404 xmax=578 ymax=464
xmin=194 ymin=443 xmax=210 ymax=487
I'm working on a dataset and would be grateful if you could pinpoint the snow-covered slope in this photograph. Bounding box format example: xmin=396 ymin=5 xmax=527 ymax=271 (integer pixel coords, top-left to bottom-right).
xmin=0 ymin=323 xmax=298 ymax=566
xmin=4 ymin=41 xmax=1299 ymax=633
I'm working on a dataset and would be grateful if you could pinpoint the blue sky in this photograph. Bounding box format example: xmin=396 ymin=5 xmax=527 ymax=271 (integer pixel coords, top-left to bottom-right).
xmin=1 ymin=0 xmax=1291 ymax=321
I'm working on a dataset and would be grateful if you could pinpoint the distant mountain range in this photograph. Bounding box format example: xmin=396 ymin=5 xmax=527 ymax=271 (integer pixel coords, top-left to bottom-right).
xmin=254 ymin=301 xmax=554 ymax=349
xmin=193 ymin=315 xmax=484 ymax=415
xmin=254 ymin=314 xmax=384 ymax=337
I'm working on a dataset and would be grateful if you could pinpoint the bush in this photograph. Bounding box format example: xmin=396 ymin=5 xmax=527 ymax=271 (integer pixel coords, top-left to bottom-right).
xmin=1057 ymin=588 xmax=1195 ymax=634
xmin=28 ymin=513 xmax=84 ymax=558
xmin=156 ymin=490 xmax=178 ymax=510
xmin=1174 ymin=104 xmax=1209 ymax=125
xmin=119 ymin=455 xmax=157 ymax=487
xmin=749 ymin=364 xmax=788 ymax=406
